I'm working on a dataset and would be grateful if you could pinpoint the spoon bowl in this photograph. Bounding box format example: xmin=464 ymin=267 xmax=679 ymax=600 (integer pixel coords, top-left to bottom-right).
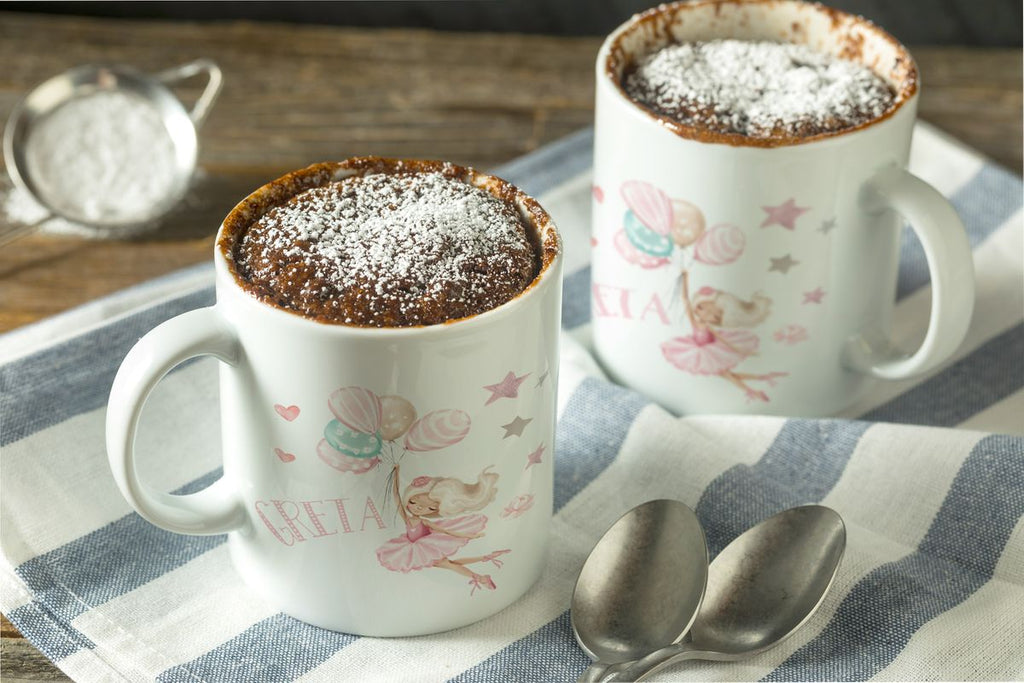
xmin=695 ymin=504 xmax=846 ymax=657
xmin=571 ymin=499 xmax=708 ymax=681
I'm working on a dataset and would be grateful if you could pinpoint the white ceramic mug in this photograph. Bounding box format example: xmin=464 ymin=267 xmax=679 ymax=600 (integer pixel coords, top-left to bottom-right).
xmin=591 ymin=0 xmax=974 ymax=416
xmin=106 ymin=160 xmax=563 ymax=636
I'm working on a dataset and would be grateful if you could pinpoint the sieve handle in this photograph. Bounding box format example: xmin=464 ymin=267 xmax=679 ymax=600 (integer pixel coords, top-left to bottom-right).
xmin=155 ymin=59 xmax=223 ymax=129
xmin=0 ymin=214 xmax=51 ymax=247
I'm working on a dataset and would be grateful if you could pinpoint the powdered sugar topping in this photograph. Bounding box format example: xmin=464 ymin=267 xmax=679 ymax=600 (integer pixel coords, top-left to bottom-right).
xmin=624 ymin=40 xmax=896 ymax=139
xmin=232 ymin=171 xmax=538 ymax=327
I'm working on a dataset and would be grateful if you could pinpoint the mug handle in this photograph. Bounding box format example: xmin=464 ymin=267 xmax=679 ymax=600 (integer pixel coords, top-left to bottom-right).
xmin=155 ymin=59 xmax=224 ymax=129
xmin=106 ymin=307 xmax=246 ymax=535
xmin=843 ymin=165 xmax=975 ymax=379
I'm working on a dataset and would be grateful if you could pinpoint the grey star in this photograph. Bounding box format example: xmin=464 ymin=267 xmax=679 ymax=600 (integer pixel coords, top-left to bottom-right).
xmin=535 ymin=371 xmax=550 ymax=387
xmin=819 ymin=217 xmax=837 ymax=234
xmin=501 ymin=415 xmax=532 ymax=438
xmin=768 ymin=254 xmax=799 ymax=274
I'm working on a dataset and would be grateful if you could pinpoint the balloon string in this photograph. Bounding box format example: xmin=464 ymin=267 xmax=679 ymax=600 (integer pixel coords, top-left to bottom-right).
xmin=680 ymin=244 xmax=695 ymax=271
xmin=383 ymin=466 xmax=398 ymax=522
xmin=667 ymin=247 xmax=692 ymax=320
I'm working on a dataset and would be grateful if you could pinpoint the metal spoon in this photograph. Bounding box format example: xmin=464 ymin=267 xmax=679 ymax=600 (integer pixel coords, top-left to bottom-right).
xmin=601 ymin=504 xmax=846 ymax=682
xmin=571 ymin=499 xmax=708 ymax=683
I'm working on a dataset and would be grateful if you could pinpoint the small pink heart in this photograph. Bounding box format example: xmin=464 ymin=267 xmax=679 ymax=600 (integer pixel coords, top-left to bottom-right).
xmin=274 ymin=448 xmax=296 ymax=463
xmin=592 ymin=185 xmax=604 ymax=203
xmin=590 ymin=237 xmax=599 ymax=247
xmin=274 ymin=404 xmax=300 ymax=421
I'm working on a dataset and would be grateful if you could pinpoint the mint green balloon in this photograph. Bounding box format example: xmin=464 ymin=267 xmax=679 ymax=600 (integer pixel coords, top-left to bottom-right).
xmin=624 ymin=210 xmax=673 ymax=257
xmin=324 ymin=420 xmax=382 ymax=459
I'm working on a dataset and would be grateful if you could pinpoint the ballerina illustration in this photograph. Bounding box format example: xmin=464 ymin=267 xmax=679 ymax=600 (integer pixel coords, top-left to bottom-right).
xmin=613 ymin=180 xmax=787 ymax=402
xmin=376 ymin=464 xmax=511 ymax=595
xmin=661 ymin=270 xmax=787 ymax=402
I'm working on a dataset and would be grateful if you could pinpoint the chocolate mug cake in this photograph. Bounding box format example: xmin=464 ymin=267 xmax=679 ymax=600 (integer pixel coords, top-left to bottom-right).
xmin=220 ymin=158 xmax=553 ymax=327
xmin=622 ymin=39 xmax=897 ymax=140
xmin=109 ymin=157 xmax=563 ymax=636
xmin=591 ymin=0 xmax=971 ymax=417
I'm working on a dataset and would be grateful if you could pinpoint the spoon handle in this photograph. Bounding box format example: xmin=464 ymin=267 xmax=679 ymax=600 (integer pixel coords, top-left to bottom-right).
xmin=600 ymin=644 xmax=704 ymax=682
xmin=577 ymin=662 xmax=612 ymax=683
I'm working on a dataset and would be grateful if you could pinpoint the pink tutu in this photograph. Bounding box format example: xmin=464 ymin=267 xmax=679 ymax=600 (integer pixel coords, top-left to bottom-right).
xmin=661 ymin=328 xmax=759 ymax=375
xmin=376 ymin=514 xmax=487 ymax=572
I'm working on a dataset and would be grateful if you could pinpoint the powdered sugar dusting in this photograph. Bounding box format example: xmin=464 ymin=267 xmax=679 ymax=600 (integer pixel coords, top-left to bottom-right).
xmin=624 ymin=40 xmax=896 ymax=139
xmin=233 ymin=171 xmax=539 ymax=327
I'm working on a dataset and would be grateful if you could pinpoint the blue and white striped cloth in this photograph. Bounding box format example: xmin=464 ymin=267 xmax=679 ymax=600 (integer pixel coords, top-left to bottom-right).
xmin=1 ymin=122 xmax=1022 ymax=682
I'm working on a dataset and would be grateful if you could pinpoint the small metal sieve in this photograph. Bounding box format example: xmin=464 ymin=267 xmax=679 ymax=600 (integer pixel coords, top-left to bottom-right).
xmin=1 ymin=59 xmax=222 ymax=244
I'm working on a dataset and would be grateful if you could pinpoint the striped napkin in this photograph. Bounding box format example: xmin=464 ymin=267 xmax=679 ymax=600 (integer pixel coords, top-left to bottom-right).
xmin=1 ymin=123 xmax=1022 ymax=682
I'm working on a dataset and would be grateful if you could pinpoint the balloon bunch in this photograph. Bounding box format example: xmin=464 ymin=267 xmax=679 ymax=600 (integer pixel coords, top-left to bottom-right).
xmin=614 ymin=181 xmax=745 ymax=269
xmin=317 ymin=386 xmax=471 ymax=475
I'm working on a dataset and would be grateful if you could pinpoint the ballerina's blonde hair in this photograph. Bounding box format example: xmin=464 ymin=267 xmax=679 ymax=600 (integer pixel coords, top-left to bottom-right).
xmin=694 ymin=288 xmax=772 ymax=328
xmin=404 ymin=467 xmax=499 ymax=517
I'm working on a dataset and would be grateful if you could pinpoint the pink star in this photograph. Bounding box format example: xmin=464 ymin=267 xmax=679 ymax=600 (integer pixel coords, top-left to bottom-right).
xmin=761 ymin=199 xmax=809 ymax=230
xmin=483 ymin=371 xmax=530 ymax=406
xmin=525 ymin=443 xmax=545 ymax=470
xmin=803 ymin=287 xmax=826 ymax=304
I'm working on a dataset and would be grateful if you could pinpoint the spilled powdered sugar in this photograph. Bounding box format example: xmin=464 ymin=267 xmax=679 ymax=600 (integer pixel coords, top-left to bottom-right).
xmin=233 ymin=171 xmax=538 ymax=327
xmin=624 ymin=40 xmax=896 ymax=139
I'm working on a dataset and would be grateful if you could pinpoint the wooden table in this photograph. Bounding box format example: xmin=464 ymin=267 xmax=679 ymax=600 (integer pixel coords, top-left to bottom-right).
xmin=0 ymin=11 xmax=1020 ymax=681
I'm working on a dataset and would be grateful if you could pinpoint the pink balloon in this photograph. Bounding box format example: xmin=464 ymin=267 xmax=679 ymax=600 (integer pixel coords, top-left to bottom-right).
xmin=621 ymin=180 xmax=673 ymax=235
xmin=404 ymin=409 xmax=471 ymax=452
xmin=328 ymin=386 xmax=382 ymax=434
xmin=317 ymin=439 xmax=380 ymax=474
xmin=693 ymin=224 xmax=745 ymax=265
xmin=613 ymin=229 xmax=670 ymax=270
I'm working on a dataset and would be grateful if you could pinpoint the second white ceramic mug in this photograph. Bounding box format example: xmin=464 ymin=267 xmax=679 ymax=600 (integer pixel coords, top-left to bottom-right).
xmin=106 ymin=159 xmax=563 ymax=636
xmin=591 ymin=0 xmax=974 ymax=416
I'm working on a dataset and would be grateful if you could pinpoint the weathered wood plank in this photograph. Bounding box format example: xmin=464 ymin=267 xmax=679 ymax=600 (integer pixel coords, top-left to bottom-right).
xmin=1 ymin=616 xmax=67 ymax=681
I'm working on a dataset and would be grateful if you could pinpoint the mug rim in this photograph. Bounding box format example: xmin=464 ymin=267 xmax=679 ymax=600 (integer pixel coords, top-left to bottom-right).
xmin=214 ymin=157 xmax=563 ymax=337
xmin=597 ymin=0 xmax=920 ymax=149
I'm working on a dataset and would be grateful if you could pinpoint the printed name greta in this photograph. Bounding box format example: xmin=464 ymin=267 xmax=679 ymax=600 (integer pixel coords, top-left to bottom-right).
xmin=591 ymin=282 xmax=671 ymax=323
xmin=254 ymin=497 xmax=388 ymax=546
